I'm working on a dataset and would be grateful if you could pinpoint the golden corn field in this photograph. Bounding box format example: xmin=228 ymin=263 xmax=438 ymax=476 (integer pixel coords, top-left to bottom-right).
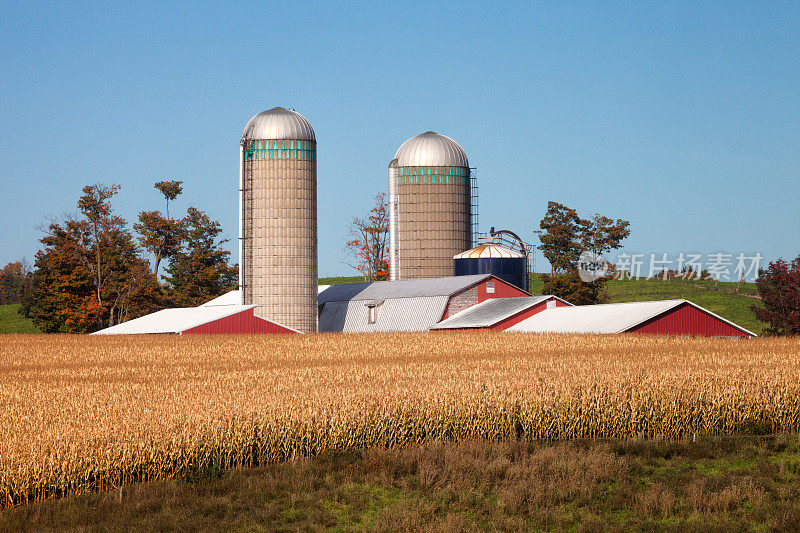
xmin=1 ymin=332 xmax=799 ymax=508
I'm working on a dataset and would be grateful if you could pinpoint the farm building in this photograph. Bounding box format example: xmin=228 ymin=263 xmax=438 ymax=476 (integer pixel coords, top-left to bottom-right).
xmin=92 ymin=291 xmax=298 ymax=335
xmin=430 ymin=295 xmax=572 ymax=331
xmin=318 ymin=274 xmax=529 ymax=333
xmin=505 ymin=299 xmax=755 ymax=338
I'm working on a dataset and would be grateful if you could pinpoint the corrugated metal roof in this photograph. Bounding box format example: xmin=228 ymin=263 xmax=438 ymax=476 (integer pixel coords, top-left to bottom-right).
xmin=319 ymin=296 xmax=449 ymax=333
xmin=241 ymin=107 xmax=315 ymax=141
xmin=506 ymin=300 xmax=683 ymax=334
xmin=91 ymin=305 xmax=258 ymax=335
xmin=506 ymin=299 xmax=756 ymax=336
xmin=317 ymin=275 xmax=490 ymax=305
xmin=394 ymin=132 xmax=469 ymax=168
xmin=453 ymin=244 xmax=525 ymax=259
xmin=431 ymin=296 xmax=564 ymax=330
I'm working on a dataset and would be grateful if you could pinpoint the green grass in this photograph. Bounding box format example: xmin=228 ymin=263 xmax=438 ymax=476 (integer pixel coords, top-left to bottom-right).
xmin=604 ymin=277 xmax=765 ymax=335
xmin=319 ymin=275 xmax=364 ymax=285
xmin=0 ymin=304 xmax=38 ymax=334
xmin=5 ymin=436 xmax=800 ymax=532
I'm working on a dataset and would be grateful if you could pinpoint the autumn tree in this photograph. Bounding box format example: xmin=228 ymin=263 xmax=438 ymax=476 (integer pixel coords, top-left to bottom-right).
xmin=538 ymin=202 xmax=584 ymax=274
xmin=24 ymin=184 xmax=155 ymax=332
xmin=540 ymin=269 xmax=609 ymax=305
xmin=162 ymin=207 xmax=237 ymax=307
xmin=345 ymin=193 xmax=389 ymax=281
xmin=579 ymin=213 xmax=631 ymax=259
xmin=538 ymin=201 xmax=630 ymax=305
xmin=751 ymin=255 xmax=800 ymax=336
xmin=0 ymin=260 xmax=31 ymax=305
xmin=134 ymin=180 xmax=185 ymax=279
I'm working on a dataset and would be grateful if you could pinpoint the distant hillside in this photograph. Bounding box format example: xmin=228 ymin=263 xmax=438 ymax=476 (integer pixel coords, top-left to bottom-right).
xmin=320 ymin=275 xmax=768 ymax=335
xmin=0 ymin=304 xmax=39 ymax=334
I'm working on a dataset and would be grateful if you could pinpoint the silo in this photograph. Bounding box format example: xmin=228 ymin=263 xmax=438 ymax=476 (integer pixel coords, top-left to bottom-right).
xmin=240 ymin=107 xmax=317 ymax=333
xmin=388 ymin=132 xmax=471 ymax=280
xmin=454 ymin=244 xmax=528 ymax=292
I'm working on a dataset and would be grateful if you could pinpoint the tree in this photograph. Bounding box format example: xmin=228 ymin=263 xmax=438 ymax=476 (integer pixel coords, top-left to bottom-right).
xmin=537 ymin=201 xmax=630 ymax=305
xmin=751 ymin=255 xmax=800 ymax=336
xmin=538 ymin=201 xmax=584 ymax=275
xmin=579 ymin=213 xmax=631 ymax=258
xmin=24 ymin=184 xmax=155 ymax=332
xmin=0 ymin=260 xmax=31 ymax=305
xmin=540 ymin=269 xmax=609 ymax=305
xmin=345 ymin=193 xmax=389 ymax=281
xmin=134 ymin=180 xmax=185 ymax=278
xmin=162 ymin=207 xmax=237 ymax=307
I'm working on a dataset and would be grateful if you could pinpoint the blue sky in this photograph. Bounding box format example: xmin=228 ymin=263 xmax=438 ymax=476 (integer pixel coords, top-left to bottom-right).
xmin=1 ymin=1 xmax=798 ymax=279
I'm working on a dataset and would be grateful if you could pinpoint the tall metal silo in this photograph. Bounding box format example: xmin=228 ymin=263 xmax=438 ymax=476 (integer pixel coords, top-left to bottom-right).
xmin=240 ymin=107 xmax=317 ymax=333
xmin=388 ymin=131 xmax=472 ymax=280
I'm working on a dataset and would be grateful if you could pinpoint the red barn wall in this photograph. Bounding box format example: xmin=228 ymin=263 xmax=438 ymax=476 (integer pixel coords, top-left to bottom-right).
xmin=182 ymin=309 xmax=297 ymax=335
xmin=443 ymin=277 xmax=528 ymax=319
xmin=629 ymin=303 xmax=749 ymax=337
xmin=489 ymin=298 xmax=570 ymax=331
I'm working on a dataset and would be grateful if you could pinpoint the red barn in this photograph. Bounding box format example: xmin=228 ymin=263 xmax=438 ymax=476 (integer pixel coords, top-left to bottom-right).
xmin=92 ymin=292 xmax=298 ymax=335
xmin=318 ymin=274 xmax=529 ymax=333
xmin=431 ymin=295 xmax=572 ymax=331
xmin=505 ymin=299 xmax=755 ymax=338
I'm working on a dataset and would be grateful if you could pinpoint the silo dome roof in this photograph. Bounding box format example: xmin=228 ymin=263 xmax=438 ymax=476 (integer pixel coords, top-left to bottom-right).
xmin=454 ymin=244 xmax=525 ymax=259
xmin=394 ymin=131 xmax=469 ymax=167
xmin=242 ymin=107 xmax=315 ymax=141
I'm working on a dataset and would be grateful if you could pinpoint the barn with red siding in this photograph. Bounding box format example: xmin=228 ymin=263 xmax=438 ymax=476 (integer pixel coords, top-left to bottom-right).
xmin=432 ymin=295 xmax=572 ymax=331
xmin=92 ymin=291 xmax=298 ymax=335
xmin=505 ymin=299 xmax=755 ymax=338
xmin=318 ymin=274 xmax=529 ymax=333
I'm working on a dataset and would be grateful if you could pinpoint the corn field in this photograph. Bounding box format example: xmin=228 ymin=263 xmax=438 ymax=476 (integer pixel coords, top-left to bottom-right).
xmin=1 ymin=333 xmax=799 ymax=507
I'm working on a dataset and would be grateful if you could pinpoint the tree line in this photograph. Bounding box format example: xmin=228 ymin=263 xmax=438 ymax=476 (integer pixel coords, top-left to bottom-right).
xmin=6 ymin=181 xmax=236 ymax=333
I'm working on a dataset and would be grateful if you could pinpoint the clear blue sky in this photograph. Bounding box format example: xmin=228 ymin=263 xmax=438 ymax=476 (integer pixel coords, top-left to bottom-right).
xmin=1 ymin=1 xmax=798 ymax=280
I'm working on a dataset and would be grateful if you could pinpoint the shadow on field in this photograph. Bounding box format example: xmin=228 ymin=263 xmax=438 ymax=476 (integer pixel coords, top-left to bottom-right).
xmin=3 ymin=436 xmax=800 ymax=532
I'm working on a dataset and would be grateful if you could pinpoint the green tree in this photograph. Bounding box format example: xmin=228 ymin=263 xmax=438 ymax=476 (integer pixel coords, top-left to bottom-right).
xmin=162 ymin=207 xmax=237 ymax=307
xmin=134 ymin=180 xmax=185 ymax=279
xmin=751 ymin=255 xmax=800 ymax=336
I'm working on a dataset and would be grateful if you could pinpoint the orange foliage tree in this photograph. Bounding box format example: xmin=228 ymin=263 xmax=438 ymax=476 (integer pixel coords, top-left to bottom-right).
xmin=345 ymin=193 xmax=389 ymax=281
xmin=24 ymin=184 xmax=155 ymax=332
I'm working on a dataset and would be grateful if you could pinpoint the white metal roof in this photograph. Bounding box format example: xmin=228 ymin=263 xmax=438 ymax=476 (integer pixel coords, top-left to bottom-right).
xmin=394 ymin=131 xmax=469 ymax=168
xmin=318 ymin=275 xmax=492 ymax=306
xmin=431 ymin=296 xmax=569 ymax=330
xmin=200 ymin=290 xmax=241 ymax=307
xmin=91 ymin=305 xmax=258 ymax=335
xmin=319 ymin=296 xmax=449 ymax=333
xmin=242 ymin=107 xmax=315 ymax=141
xmin=506 ymin=299 xmax=756 ymax=336
xmin=454 ymin=244 xmax=525 ymax=259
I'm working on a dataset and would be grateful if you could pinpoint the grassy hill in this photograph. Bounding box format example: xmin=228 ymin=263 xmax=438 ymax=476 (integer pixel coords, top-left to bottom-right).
xmin=321 ymin=274 xmax=768 ymax=335
xmin=0 ymin=304 xmax=39 ymax=334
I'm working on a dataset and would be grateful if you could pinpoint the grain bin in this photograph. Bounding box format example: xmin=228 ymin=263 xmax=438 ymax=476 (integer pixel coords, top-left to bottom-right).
xmin=454 ymin=244 xmax=528 ymax=292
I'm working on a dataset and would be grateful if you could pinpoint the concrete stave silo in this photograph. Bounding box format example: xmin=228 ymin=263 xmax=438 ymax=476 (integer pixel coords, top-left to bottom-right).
xmin=240 ymin=107 xmax=317 ymax=333
xmin=388 ymin=132 xmax=472 ymax=280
